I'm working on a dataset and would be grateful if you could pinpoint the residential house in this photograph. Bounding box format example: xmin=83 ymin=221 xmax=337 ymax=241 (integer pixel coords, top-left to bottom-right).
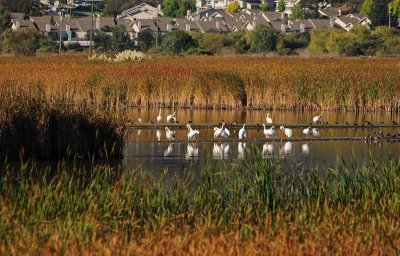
xmin=117 ymin=3 xmax=162 ymax=20
xmin=274 ymin=0 xmax=301 ymax=15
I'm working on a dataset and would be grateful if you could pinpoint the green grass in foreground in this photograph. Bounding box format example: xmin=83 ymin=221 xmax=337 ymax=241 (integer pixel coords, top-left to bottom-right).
xmin=0 ymin=150 xmax=399 ymax=254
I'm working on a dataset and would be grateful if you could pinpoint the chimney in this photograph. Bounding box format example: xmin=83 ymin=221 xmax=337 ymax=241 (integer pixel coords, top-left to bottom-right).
xmin=338 ymin=9 xmax=342 ymax=16
xmin=252 ymin=20 xmax=256 ymax=28
xmin=15 ymin=20 xmax=20 ymax=29
xmin=186 ymin=24 xmax=191 ymax=31
xmin=46 ymin=24 xmax=51 ymax=32
xmin=167 ymin=23 xmax=172 ymax=31
xmin=329 ymin=18 xmax=334 ymax=27
xmin=137 ymin=20 xmax=142 ymax=29
xmin=96 ymin=16 xmax=100 ymax=30
xmin=66 ymin=24 xmax=70 ymax=32
xmin=206 ymin=12 xmax=209 ymax=18
xmin=187 ymin=9 xmax=191 ymax=16
xmin=216 ymin=21 xmax=220 ymax=29
xmin=281 ymin=12 xmax=285 ymax=20
xmin=300 ymin=22 xmax=305 ymax=32
xmin=281 ymin=23 xmax=286 ymax=32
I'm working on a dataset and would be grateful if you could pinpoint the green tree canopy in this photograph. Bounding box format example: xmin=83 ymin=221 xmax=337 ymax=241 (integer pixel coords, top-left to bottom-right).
xmin=1 ymin=28 xmax=42 ymax=55
xmin=290 ymin=5 xmax=304 ymax=20
xmin=163 ymin=0 xmax=195 ymax=17
xmin=251 ymin=25 xmax=278 ymax=54
xmin=261 ymin=2 xmax=268 ymax=11
xmin=278 ymin=0 xmax=286 ymax=12
xmin=226 ymin=1 xmax=240 ymax=13
xmin=362 ymin=0 xmax=389 ymax=25
xmin=111 ymin=25 xmax=133 ymax=52
xmin=389 ymin=0 xmax=400 ymax=20
xmin=0 ymin=6 xmax=11 ymax=34
xmin=161 ymin=30 xmax=197 ymax=54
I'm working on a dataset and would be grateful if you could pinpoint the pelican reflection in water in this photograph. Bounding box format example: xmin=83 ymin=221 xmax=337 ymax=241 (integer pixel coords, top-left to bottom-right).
xmin=164 ymin=143 xmax=174 ymax=157
xmin=302 ymin=143 xmax=310 ymax=155
xmin=186 ymin=143 xmax=199 ymax=159
xmin=213 ymin=143 xmax=230 ymax=159
xmin=156 ymin=130 xmax=162 ymax=141
xmin=262 ymin=142 xmax=277 ymax=158
xmin=280 ymin=142 xmax=292 ymax=155
xmin=238 ymin=142 xmax=246 ymax=159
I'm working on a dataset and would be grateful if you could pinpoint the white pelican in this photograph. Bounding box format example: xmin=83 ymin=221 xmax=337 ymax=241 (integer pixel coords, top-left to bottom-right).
xmin=266 ymin=113 xmax=273 ymax=124
xmin=303 ymin=127 xmax=312 ymax=136
xmin=238 ymin=124 xmax=246 ymax=139
xmin=164 ymin=143 xmax=174 ymax=157
xmin=280 ymin=126 xmax=293 ymax=138
xmin=238 ymin=142 xmax=246 ymax=159
xmin=264 ymin=125 xmax=277 ymax=137
xmin=165 ymin=127 xmax=176 ymax=140
xmin=221 ymin=123 xmax=230 ymax=138
xmin=186 ymin=143 xmax=199 ymax=158
xmin=302 ymin=143 xmax=310 ymax=154
xmin=167 ymin=112 xmax=176 ymax=123
xmin=137 ymin=129 xmax=142 ymax=136
xmin=156 ymin=110 xmax=162 ymax=123
xmin=186 ymin=124 xmax=199 ymax=140
xmin=138 ymin=118 xmax=142 ymax=123
xmin=156 ymin=130 xmax=161 ymax=141
xmin=312 ymin=115 xmax=322 ymax=123
xmin=214 ymin=126 xmax=223 ymax=139
xmin=312 ymin=128 xmax=320 ymax=137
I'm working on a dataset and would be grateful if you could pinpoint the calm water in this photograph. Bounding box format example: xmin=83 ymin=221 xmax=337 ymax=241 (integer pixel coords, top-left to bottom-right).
xmin=123 ymin=109 xmax=400 ymax=173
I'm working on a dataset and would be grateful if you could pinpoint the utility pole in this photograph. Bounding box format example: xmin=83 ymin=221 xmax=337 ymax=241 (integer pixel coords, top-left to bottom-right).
xmin=89 ymin=0 xmax=94 ymax=56
xmin=155 ymin=4 xmax=160 ymax=47
xmin=388 ymin=8 xmax=391 ymax=28
xmin=59 ymin=15 xmax=63 ymax=55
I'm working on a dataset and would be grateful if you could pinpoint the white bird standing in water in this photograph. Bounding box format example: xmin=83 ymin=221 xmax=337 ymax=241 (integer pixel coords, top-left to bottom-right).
xmin=312 ymin=115 xmax=322 ymax=123
xmin=221 ymin=123 xmax=230 ymax=138
xmin=264 ymin=125 xmax=277 ymax=137
xmin=266 ymin=113 xmax=273 ymax=124
xmin=138 ymin=118 xmax=142 ymax=123
xmin=280 ymin=126 xmax=293 ymax=138
xmin=156 ymin=109 xmax=162 ymax=123
xmin=238 ymin=124 xmax=246 ymax=139
xmin=214 ymin=126 xmax=223 ymax=139
xmin=167 ymin=112 xmax=176 ymax=123
xmin=186 ymin=124 xmax=199 ymax=140
xmin=165 ymin=127 xmax=176 ymax=140
xmin=303 ymin=127 xmax=312 ymax=136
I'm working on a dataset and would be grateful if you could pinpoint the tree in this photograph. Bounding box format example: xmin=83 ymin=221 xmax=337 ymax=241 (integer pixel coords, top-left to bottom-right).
xmin=1 ymin=28 xmax=42 ymax=55
xmin=94 ymin=30 xmax=113 ymax=51
xmin=261 ymin=2 xmax=268 ymax=11
xmin=361 ymin=0 xmax=373 ymax=16
xmin=278 ymin=0 xmax=286 ymax=13
xmin=137 ymin=30 xmax=154 ymax=51
xmin=0 ymin=6 xmax=11 ymax=34
xmin=389 ymin=0 xmax=400 ymax=20
xmin=163 ymin=0 xmax=195 ymax=17
xmin=290 ymin=5 xmax=304 ymax=20
xmin=362 ymin=0 xmax=389 ymax=25
xmin=161 ymin=31 xmax=197 ymax=54
xmin=111 ymin=25 xmax=133 ymax=52
xmin=251 ymin=25 xmax=278 ymax=54
xmin=226 ymin=1 xmax=240 ymax=13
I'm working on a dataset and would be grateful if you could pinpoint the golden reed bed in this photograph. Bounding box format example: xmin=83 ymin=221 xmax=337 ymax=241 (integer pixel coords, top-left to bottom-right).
xmin=0 ymin=55 xmax=399 ymax=111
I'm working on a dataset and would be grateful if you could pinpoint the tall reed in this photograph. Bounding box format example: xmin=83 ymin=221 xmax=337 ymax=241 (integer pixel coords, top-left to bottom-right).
xmin=0 ymin=151 xmax=399 ymax=254
xmin=0 ymin=55 xmax=399 ymax=111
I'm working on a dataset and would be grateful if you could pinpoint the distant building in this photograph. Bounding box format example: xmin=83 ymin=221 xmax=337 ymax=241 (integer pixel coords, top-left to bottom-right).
xmin=117 ymin=3 xmax=162 ymax=20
